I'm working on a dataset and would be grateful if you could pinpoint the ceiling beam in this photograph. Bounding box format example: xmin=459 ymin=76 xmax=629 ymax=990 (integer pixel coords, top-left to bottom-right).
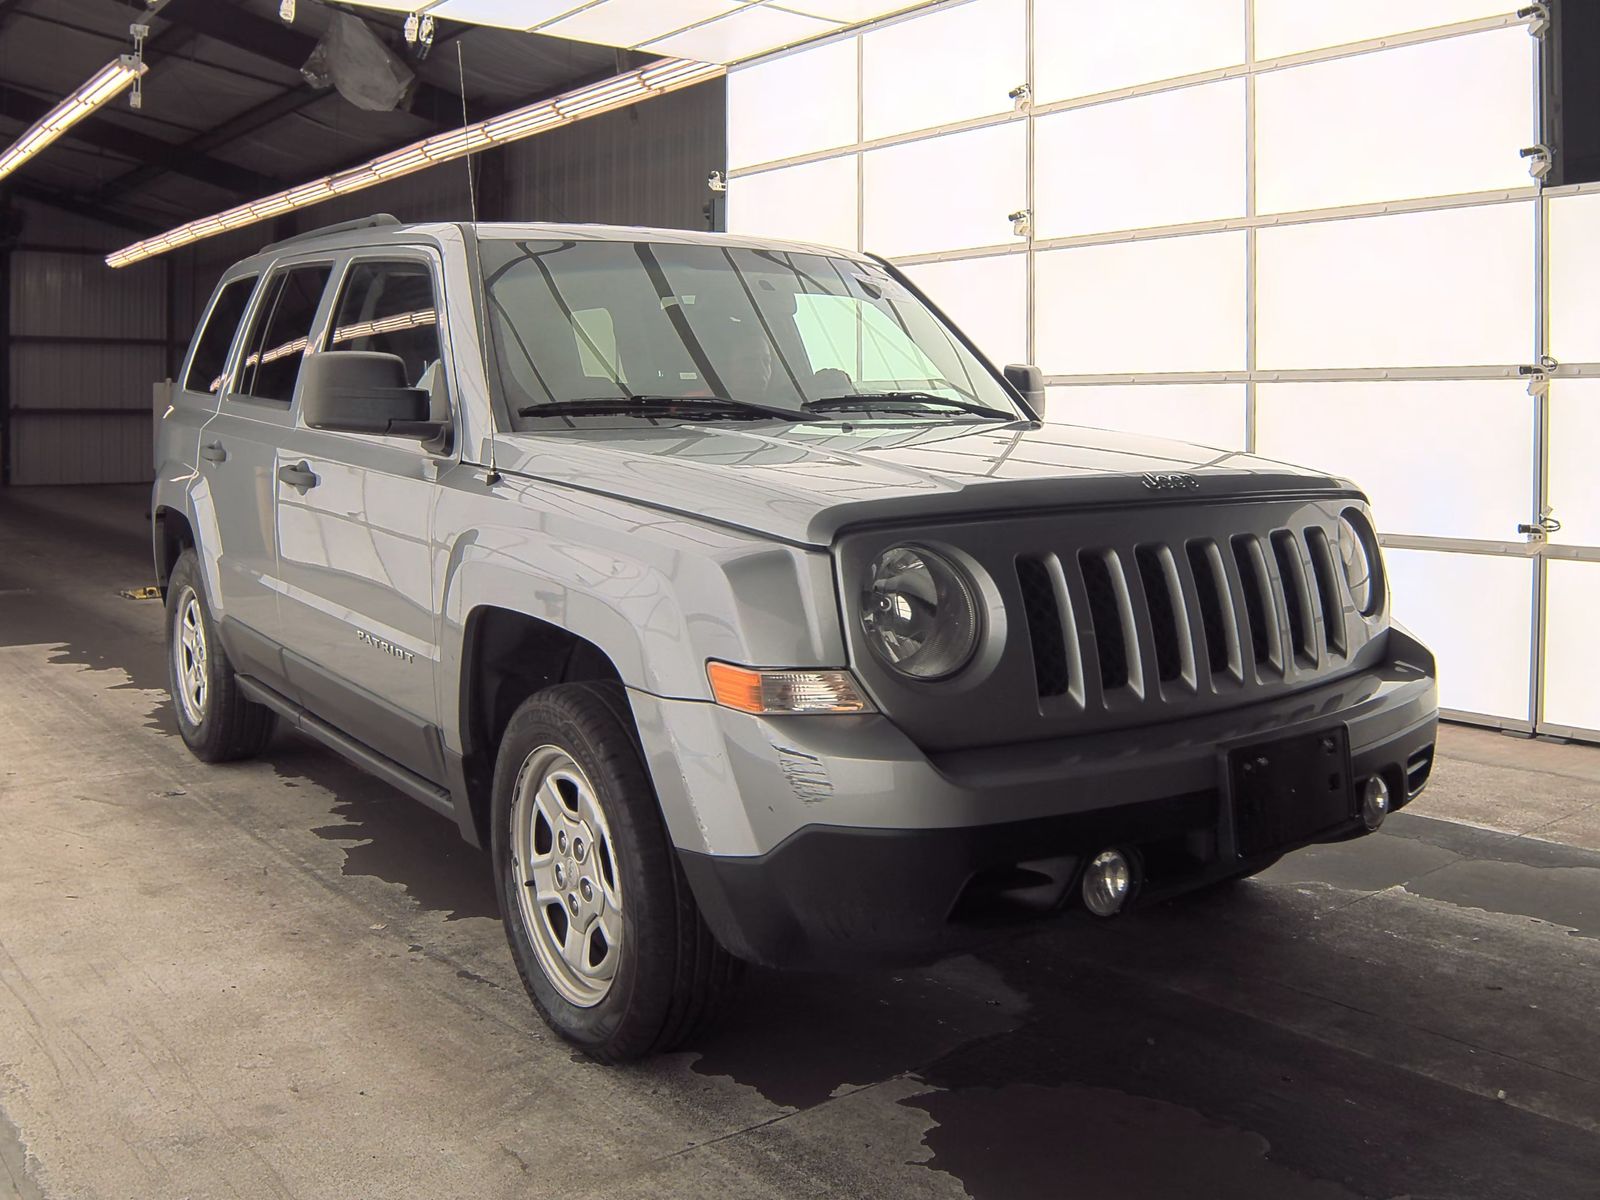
xmin=6 ymin=182 xmax=163 ymax=236
xmin=158 ymin=0 xmax=469 ymax=129
xmin=0 ymin=82 xmax=284 ymax=197
xmin=87 ymin=82 xmax=334 ymax=207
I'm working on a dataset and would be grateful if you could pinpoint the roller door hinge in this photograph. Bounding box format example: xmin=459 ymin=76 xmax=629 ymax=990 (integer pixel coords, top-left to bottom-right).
xmin=1520 ymin=355 xmax=1559 ymax=395
xmin=1518 ymin=510 xmax=1562 ymax=542
xmin=1009 ymin=208 xmax=1033 ymax=237
xmin=1518 ymin=4 xmax=1550 ymax=36
xmin=1009 ymin=83 xmax=1032 ymax=112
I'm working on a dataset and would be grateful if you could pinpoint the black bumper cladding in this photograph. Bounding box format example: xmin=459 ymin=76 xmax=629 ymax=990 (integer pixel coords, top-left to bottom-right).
xmin=680 ymin=712 xmax=1437 ymax=971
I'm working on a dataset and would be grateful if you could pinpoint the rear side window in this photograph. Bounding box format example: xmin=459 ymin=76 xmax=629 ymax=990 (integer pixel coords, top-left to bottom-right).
xmin=184 ymin=275 xmax=256 ymax=394
xmin=237 ymin=264 xmax=332 ymax=403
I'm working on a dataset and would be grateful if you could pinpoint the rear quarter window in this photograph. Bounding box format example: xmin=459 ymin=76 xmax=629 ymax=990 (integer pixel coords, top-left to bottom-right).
xmin=184 ymin=275 xmax=257 ymax=394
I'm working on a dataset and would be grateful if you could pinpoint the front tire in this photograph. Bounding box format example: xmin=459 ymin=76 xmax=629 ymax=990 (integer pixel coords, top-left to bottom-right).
xmin=165 ymin=549 xmax=276 ymax=762
xmin=491 ymin=682 xmax=740 ymax=1062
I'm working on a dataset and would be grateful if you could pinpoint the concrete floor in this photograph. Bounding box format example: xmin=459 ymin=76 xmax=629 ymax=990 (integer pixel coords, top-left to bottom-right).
xmin=2 ymin=485 xmax=1598 ymax=1200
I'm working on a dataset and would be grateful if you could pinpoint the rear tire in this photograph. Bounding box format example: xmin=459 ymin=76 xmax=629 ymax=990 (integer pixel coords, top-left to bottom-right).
xmin=491 ymin=681 xmax=740 ymax=1062
xmin=165 ymin=549 xmax=276 ymax=762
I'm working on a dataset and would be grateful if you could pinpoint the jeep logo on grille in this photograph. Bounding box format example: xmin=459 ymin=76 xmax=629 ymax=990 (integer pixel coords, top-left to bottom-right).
xmin=1140 ymin=472 xmax=1201 ymax=491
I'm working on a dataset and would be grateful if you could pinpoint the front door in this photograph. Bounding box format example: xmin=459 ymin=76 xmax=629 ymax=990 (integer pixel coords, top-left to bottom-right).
xmin=201 ymin=261 xmax=332 ymax=684
xmin=273 ymin=253 xmax=454 ymax=783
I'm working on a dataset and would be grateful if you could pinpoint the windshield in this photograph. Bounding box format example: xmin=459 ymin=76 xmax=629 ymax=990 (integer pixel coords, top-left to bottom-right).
xmin=479 ymin=238 xmax=1026 ymax=428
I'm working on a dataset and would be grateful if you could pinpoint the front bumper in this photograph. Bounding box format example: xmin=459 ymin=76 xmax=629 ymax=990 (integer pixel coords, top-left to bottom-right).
xmin=637 ymin=631 xmax=1437 ymax=970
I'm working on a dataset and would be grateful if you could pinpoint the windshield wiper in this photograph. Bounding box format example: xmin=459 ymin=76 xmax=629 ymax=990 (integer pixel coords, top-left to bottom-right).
xmin=803 ymin=392 xmax=1016 ymax=420
xmin=518 ymin=394 xmax=813 ymax=421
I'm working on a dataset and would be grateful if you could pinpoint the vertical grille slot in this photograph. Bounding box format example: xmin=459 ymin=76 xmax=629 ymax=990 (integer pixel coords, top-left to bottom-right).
xmin=1304 ymin=526 xmax=1347 ymax=656
xmin=1230 ymin=534 xmax=1278 ymax=672
xmin=1186 ymin=539 xmax=1235 ymax=678
xmin=1016 ymin=556 xmax=1071 ymax=698
xmin=1135 ymin=544 xmax=1184 ymax=684
xmin=1271 ymin=530 xmax=1315 ymax=666
xmin=1079 ymin=550 xmax=1132 ymax=691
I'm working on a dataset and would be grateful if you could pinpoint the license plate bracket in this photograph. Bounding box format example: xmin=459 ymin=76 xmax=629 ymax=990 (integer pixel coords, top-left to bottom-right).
xmin=1228 ymin=727 xmax=1354 ymax=859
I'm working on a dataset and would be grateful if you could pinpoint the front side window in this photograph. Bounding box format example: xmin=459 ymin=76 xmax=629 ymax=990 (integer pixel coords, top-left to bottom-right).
xmin=326 ymin=260 xmax=447 ymax=420
xmin=237 ymin=264 xmax=331 ymax=403
xmin=479 ymin=239 xmax=1022 ymax=428
xmin=185 ymin=275 xmax=257 ymax=395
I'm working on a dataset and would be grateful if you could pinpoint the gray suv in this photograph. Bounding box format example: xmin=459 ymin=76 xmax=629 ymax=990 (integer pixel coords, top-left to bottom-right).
xmin=153 ymin=214 xmax=1438 ymax=1061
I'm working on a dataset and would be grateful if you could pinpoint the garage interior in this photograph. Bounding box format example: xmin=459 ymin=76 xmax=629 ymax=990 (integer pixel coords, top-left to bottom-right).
xmin=2 ymin=2 xmax=1599 ymax=1197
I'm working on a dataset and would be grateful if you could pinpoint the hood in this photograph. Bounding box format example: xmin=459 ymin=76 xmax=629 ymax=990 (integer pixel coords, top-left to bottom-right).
xmin=491 ymin=419 xmax=1354 ymax=547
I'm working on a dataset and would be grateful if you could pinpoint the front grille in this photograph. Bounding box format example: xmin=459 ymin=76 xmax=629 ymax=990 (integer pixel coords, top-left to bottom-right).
xmin=1015 ymin=518 xmax=1356 ymax=710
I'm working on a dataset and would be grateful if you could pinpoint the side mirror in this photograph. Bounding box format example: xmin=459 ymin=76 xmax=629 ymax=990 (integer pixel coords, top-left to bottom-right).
xmin=1003 ymin=363 xmax=1046 ymax=415
xmin=300 ymin=351 xmax=444 ymax=441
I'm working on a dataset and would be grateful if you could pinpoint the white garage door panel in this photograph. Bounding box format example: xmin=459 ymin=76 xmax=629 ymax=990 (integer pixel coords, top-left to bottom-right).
xmin=727 ymin=39 xmax=858 ymax=170
xmin=1543 ymin=561 xmax=1600 ymax=732
xmin=1255 ymin=28 xmax=1534 ymax=214
xmin=1548 ymin=192 xmax=1600 ymax=365
xmin=1253 ymin=0 xmax=1516 ymax=60
xmin=1034 ymin=0 xmax=1245 ymax=103
xmin=1547 ymin=380 xmax=1600 ymax=548
xmin=1256 ymin=202 xmax=1534 ymax=369
xmin=1046 ymin=384 xmax=1247 ymax=450
xmin=1255 ymin=381 xmax=1532 ymax=541
xmin=1034 ymin=232 xmax=1246 ymax=375
xmin=862 ymin=0 xmax=1025 ymax=140
xmin=1385 ymin=549 xmax=1533 ymax=721
xmin=902 ymin=254 xmax=1028 ymax=370
xmin=863 ymin=123 xmax=1025 ymax=257
xmin=727 ymin=156 xmax=860 ymax=250
xmin=1034 ymin=80 xmax=1246 ymax=239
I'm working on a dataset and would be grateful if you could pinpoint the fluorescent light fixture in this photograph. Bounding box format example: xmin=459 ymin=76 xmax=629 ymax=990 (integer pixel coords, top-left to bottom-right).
xmin=0 ymin=56 xmax=147 ymax=184
xmin=105 ymin=56 xmax=725 ymax=269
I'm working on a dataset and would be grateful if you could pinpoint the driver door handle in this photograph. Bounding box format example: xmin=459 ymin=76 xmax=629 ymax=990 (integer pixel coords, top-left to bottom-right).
xmin=277 ymin=461 xmax=319 ymax=492
xmin=200 ymin=442 xmax=227 ymax=463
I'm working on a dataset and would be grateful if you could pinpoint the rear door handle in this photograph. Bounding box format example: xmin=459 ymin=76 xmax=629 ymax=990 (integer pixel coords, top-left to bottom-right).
xmin=200 ymin=442 xmax=227 ymax=463
xmin=277 ymin=461 xmax=319 ymax=492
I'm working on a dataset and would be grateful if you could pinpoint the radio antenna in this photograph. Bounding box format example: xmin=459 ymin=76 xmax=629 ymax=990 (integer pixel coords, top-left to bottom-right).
xmin=457 ymin=42 xmax=479 ymax=224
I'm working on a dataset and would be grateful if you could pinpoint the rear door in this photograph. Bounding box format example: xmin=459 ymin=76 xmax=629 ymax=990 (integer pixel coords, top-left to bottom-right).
xmin=273 ymin=251 xmax=455 ymax=782
xmin=200 ymin=259 xmax=333 ymax=684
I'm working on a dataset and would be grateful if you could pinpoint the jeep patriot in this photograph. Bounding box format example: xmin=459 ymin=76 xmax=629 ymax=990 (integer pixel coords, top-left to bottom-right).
xmin=153 ymin=215 xmax=1438 ymax=1060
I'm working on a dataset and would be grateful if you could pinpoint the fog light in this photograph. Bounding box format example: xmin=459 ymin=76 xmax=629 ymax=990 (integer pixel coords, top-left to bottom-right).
xmin=1361 ymin=775 xmax=1391 ymax=830
xmin=1082 ymin=849 xmax=1133 ymax=917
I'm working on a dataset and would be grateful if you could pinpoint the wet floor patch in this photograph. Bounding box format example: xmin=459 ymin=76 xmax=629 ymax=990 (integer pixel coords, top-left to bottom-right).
xmin=1404 ymin=859 xmax=1600 ymax=939
xmin=687 ymin=955 xmax=1027 ymax=1111
xmin=294 ymin=747 xmax=500 ymax=923
xmin=0 ymin=1104 xmax=44 ymax=1200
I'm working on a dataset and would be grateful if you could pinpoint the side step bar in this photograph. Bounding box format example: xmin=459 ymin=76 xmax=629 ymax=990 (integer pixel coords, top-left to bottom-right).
xmin=236 ymin=674 xmax=457 ymax=822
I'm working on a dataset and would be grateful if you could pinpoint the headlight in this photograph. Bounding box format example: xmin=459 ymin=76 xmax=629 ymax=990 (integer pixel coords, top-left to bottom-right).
xmin=859 ymin=545 xmax=980 ymax=679
xmin=1336 ymin=509 xmax=1382 ymax=616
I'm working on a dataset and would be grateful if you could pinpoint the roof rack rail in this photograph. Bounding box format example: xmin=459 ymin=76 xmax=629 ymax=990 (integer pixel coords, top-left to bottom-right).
xmin=261 ymin=213 xmax=402 ymax=253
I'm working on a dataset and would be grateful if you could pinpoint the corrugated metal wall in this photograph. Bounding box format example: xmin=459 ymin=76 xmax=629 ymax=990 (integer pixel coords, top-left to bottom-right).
xmin=3 ymin=78 xmax=724 ymax=487
xmin=4 ymin=200 xmax=171 ymax=485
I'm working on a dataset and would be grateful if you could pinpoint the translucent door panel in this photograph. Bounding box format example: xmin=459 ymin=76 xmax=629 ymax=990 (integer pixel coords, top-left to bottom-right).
xmin=1046 ymin=384 xmax=1247 ymax=449
xmin=727 ymin=39 xmax=858 ymax=170
xmin=1255 ymin=381 xmax=1533 ymax=541
xmin=902 ymin=254 xmax=1028 ymax=370
xmin=1034 ymin=0 xmax=1245 ymax=103
xmin=1547 ymin=381 xmax=1600 ymax=547
xmin=863 ymin=123 xmax=1025 ymax=258
xmin=1034 ymin=80 xmax=1246 ymax=239
xmin=1543 ymin=561 xmax=1600 ymax=732
xmin=728 ymin=156 xmax=859 ymax=251
xmin=1256 ymin=202 xmax=1534 ymax=369
xmin=1547 ymin=192 xmax=1600 ymax=365
xmin=861 ymin=0 xmax=1024 ymax=141
xmin=1253 ymin=0 xmax=1516 ymax=60
xmin=1255 ymin=28 xmax=1533 ymax=214
xmin=1034 ymin=232 xmax=1247 ymax=375
xmin=1385 ymin=548 xmax=1533 ymax=721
